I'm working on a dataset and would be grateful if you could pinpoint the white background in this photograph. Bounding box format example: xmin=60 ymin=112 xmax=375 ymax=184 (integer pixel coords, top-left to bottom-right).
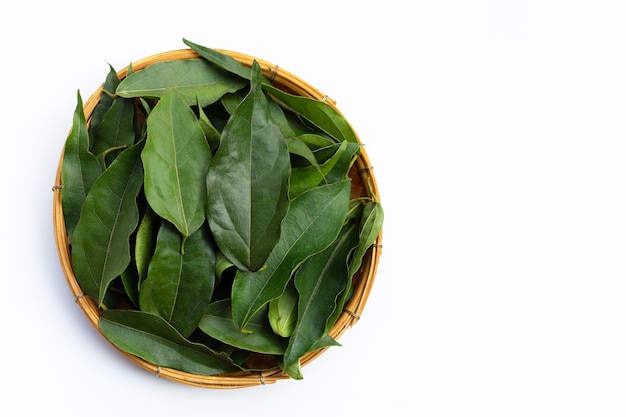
xmin=3 ymin=0 xmax=626 ymax=415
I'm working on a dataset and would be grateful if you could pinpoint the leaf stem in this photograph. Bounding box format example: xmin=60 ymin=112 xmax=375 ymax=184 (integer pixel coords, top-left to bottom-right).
xmin=102 ymin=88 xmax=117 ymax=99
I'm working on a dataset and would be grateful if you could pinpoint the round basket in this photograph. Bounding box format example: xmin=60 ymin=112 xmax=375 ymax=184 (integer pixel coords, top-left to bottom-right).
xmin=52 ymin=48 xmax=383 ymax=389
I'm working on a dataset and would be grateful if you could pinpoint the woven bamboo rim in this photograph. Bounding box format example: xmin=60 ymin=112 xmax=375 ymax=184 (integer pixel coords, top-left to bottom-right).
xmin=52 ymin=48 xmax=383 ymax=389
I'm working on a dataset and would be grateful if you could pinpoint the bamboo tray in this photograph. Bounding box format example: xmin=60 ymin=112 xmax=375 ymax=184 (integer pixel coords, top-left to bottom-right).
xmin=52 ymin=48 xmax=383 ymax=389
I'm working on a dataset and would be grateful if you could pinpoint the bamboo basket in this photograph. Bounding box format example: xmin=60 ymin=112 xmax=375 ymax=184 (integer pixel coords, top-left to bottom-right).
xmin=52 ymin=48 xmax=383 ymax=389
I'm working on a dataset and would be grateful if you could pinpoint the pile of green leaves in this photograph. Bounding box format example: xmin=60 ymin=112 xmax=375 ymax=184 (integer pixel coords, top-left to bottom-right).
xmin=61 ymin=39 xmax=383 ymax=380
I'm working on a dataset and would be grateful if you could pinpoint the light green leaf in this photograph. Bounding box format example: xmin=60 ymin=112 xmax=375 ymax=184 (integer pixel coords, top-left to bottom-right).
xmin=268 ymin=279 xmax=298 ymax=337
xmin=135 ymin=206 xmax=159 ymax=284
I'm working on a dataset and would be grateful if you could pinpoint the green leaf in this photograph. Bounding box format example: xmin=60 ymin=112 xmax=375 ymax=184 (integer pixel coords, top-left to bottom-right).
xmin=135 ymin=205 xmax=159 ymax=284
xmin=143 ymin=89 xmax=211 ymax=237
xmin=296 ymin=133 xmax=335 ymax=150
xmin=326 ymin=201 xmax=384 ymax=332
xmin=71 ymin=141 xmax=144 ymax=305
xmin=231 ymin=179 xmax=351 ymax=330
xmin=89 ymin=64 xmax=121 ymax=148
xmin=120 ymin=261 xmax=140 ymax=308
xmin=268 ymin=278 xmax=298 ymax=337
xmin=317 ymin=141 xmax=361 ymax=184
xmin=215 ymin=251 xmax=236 ymax=281
xmin=280 ymin=333 xmax=342 ymax=380
xmin=92 ymin=97 xmax=137 ymax=166
xmin=183 ymin=38 xmax=253 ymax=81
xmin=282 ymin=218 xmax=361 ymax=378
xmin=116 ymin=59 xmax=247 ymax=107
xmin=206 ymin=61 xmax=290 ymax=272
xmin=263 ymin=84 xmax=359 ymax=144
xmin=285 ymin=136 xmax=320 ymax=168
xmin=288 ymin=141 xmax=348 ymax=199
xmin=220 ymin=89 xmax=248 ymax=114
xmin=139 ymin=222 xmax=216 ymax=338
xmin=197 ymin=99 xmax=221 ymax=153
xmin=198 ymin=300 xmax=287 ymax=355
xmin=348 ymin=201 xmax=384 ymax=279
xmin=310 ymin=334 xmax=341 ymax=350
xmin=61 ymin=90 xmax=103 ymax=240
xmin=99 ymin=309 xmax=241 ymax=376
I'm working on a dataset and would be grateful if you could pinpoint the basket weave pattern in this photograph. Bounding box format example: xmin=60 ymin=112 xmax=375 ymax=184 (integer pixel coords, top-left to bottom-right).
xmin=52 ymin=49 xmax=382 ymax=389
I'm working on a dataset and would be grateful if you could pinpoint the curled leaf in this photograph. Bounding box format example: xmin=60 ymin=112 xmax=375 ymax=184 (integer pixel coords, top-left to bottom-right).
xmin=268 ymin=279 xmax=298 ymax=337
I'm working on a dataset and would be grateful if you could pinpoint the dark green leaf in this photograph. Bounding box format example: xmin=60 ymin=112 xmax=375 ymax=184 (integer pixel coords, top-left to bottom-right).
xmin=139 ymin=222 xmax=216 ymax=338
xmin=297 ymin=133 xmax=335 ymax=150
xmin=348 ymin=201 xmax=384 ymax=279
xmin=326 ymin=201 xmax=384 ymax=332
xmin=92 ymin=97 xmax=137 ymax=166
xmin=99 ymin=309 xmax=241 ymax=376
xmin=143 ymin=89 xmax=211 ymax=237
xmin=71 ymin=141 xmax=144 ymax=305
xmin=282 ymin=218 xmax=360 ymax=378
xmin=263 ymin=84 xmax=359 ymax=144
xmin=206 ymin=61 xmax=290 ymax=272
xmin=289 ymin=141 xmax=348 ymax=199
xmin=326 ymin=144 xmax=362 ymax=183
xmin=89 ymin=64 xmax=120 ymax=148
xmin=285 ymin=136 xmax=320 ymax=168
xmin=120 ymin=261 xmax=140 ymax=308
xmin=61 ymin=90 xmax=103 ymax=240
xmin=231 ymin=179 xmax=351 ymax=329
xmin=116 ymin=59 xmax=247 ymax=107
xmin=198 ymin=300 xmax=287 ymax=355
xmin=310 ymin=334 xmax=341 ymax=350
xmin=220 ymin=89 xmax=247 ymax=114
xmin=197 ymin=99 xmax=221 ymax=153
xmin=183 ymin=38 xmax=253 ymax=81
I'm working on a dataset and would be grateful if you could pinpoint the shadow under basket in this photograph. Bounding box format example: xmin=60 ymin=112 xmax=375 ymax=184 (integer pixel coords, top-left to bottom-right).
xmin=52 ymin=48 xmax=383 ymax=389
